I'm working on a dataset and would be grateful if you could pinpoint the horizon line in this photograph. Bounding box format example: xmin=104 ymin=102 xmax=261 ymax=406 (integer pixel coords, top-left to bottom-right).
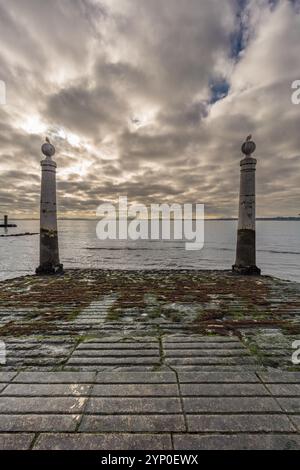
xmin=5 ymin=217 xmax=300 ymax=221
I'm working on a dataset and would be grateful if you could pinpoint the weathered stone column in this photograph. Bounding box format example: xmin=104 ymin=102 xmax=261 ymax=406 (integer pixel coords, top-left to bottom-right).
xmin=232 ymin=135 xmax=261 ymax=275
xmin=36 ymin=138 xmax=63 ymax=275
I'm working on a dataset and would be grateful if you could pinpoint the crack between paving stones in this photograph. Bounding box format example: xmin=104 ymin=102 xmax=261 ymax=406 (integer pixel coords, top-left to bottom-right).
xmin=157 ymin=334 xmax=165 ymax=370
xmin=161 ymin=332 xmax=188 ymax=434
xmin=58 ymin=338 xmax=84 ymax=371
xmin=29 ymin=432 xmax=40 ymax=450
xmin=167 ymin=365 xmax=188 ymax=433
xmin=0 ymin=371 xmax=20 ymax=396
xmin=170 ymin=432 xmax=175 ymax=450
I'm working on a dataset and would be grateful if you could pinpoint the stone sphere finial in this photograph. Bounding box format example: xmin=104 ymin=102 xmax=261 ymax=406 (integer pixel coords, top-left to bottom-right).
xmin=241 ymin=135 xmax=256 ymax=156
xmin=41 ymin=137 xmax=56 ymax=158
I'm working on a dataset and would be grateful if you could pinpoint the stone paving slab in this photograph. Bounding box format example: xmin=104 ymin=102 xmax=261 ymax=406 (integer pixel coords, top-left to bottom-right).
xmin=163 ymin=335 xmax=239 ymax=342
xmin=166 ymin=357 xmax=257 ymax=366
xmin=180 ymin=383 xmax=269 ymax=396
xmin=2 ymin=383 xmax=92 ymax=396
xmin=86 ymin=397 xmax=182 ymax=414
xmin=0 ymin=396 xmax=87 ymax=414
xmin=183 ymin=396 xmax=282 ymax=413
xmin=165 ymin=349 xmax=249 ymax=357
xmin=0 ymin=372 xmax=17 ymax=382
xmin=173 ymin=434 xmax=300 ymax=450
xmin=33 ymin=433 xmax=173 ymax=450
xmin=289 ymin=416 xmax=300 ymax=431
xmin=91 ymin=384 xmax=179 ymax=396
xmin=178 ymin=371 xmax=259 ymax=383
xmin=266 ymin=384 xmax=300 ymax=396
xmin=163 ymin=342 xmax=244 ymax=349
xmin=77 ymin=342 xmax=159 ymax=349
xmin=186 ymin=414 xmax=295 ymax=432
xmin=277 ymin=398 xmax=300 ymax=413
xmin=174 ymin=365 xmax=265 ymax=372
xmin=258 ymin=372 xmax=300 ymax=383
xmin=0 ymin=434 xmax=34 ymax=450
xmin=104 ymin=365 xmax=265 ymax=373
xmin=66 ymin=357 xmax=161 ymax=366
xmin=95 ymin=372 xmax=177 ymax=383
xmin=0 ymin=414 xmax=80 ymax=432
xmin=13 ymin=372 xmax=96 ymax=383
xmin=71 ymin=349 xmax=159 ymax=357
xmin=79 ymin=415 xmax=185 ymax=433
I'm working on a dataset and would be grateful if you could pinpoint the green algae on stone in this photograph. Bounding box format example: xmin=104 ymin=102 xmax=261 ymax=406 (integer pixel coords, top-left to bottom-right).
xmin=0 ymin=269 xmax=299 ymax=370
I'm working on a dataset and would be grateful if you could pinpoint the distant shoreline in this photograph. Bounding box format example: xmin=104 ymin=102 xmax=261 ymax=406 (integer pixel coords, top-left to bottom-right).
xmin=6 ymin=217 xmax=300 ymax=222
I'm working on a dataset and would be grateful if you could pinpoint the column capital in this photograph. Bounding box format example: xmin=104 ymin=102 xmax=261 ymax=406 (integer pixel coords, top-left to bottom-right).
xmin=41 ymin=157 xmax=57 ymax=169
xmin=240 ymin=156 xmax=257 ymax=167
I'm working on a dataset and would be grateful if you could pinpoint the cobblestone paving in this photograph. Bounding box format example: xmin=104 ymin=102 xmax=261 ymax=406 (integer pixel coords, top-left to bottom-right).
xmin=0 ymin=270 xmax=299 ymax=449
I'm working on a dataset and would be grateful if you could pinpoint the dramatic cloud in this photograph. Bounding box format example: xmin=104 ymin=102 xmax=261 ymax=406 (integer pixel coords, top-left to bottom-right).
xmin=0 ymin=0 xmax=299 ymax=218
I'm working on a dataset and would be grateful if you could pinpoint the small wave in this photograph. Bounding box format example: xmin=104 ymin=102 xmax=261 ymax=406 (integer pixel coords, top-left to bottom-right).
xmin=201 ymin=247 xmax=300 ymax=256
xmin=257 ymin=249 xmax=300 ymax=256
xmin=85 ymin=246 xmax=300 ymax=256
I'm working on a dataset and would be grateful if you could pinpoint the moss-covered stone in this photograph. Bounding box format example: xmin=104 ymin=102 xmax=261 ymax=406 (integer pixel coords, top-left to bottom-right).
xmin=0 ymin=269 xmax=299 ymax=370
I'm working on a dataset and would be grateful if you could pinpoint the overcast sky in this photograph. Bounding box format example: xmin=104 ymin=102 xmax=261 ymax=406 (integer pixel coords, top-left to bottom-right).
xmin=0 ymin=0 xmax=299 ymax=218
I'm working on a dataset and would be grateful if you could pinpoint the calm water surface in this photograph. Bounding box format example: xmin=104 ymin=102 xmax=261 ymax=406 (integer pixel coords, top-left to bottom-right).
xmin=0 ymin=220 xmax=299 ymax=282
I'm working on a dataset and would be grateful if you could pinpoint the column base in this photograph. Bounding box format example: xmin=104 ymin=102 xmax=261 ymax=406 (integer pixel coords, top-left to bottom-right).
xmin=232 ymin=265 xmax=261 ymax=276
xmin=36 ymin=263 xmax=64 ymax=276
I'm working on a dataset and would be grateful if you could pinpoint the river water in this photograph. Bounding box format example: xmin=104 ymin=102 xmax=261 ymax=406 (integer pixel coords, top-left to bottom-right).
xmin=0 ymin=220 xmax=299 ymax=282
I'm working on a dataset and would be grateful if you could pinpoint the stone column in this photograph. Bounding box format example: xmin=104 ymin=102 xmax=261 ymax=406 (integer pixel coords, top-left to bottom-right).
xmin=36 ymin=138 xmax=63 ymax=275
xmin=232 ymin=136 xmax=261 ymax=275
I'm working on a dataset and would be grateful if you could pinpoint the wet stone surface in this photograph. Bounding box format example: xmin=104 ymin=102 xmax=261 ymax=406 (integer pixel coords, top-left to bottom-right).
xmin=0 ymin=370 xmax=299 ymax=450
xmin=0 ymin=269 xmax=299 ymax=371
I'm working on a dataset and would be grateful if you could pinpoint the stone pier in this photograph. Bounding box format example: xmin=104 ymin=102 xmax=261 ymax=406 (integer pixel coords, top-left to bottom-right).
xmin=0 ymin=215 xmax=16 ymax=228
xmin=0 ymin=269 xmax=299 ymax=449
xmin=36 ymin=139 xmax=63 ymax=275
xmin=233 ymin=136 xmax=261 ymax=275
